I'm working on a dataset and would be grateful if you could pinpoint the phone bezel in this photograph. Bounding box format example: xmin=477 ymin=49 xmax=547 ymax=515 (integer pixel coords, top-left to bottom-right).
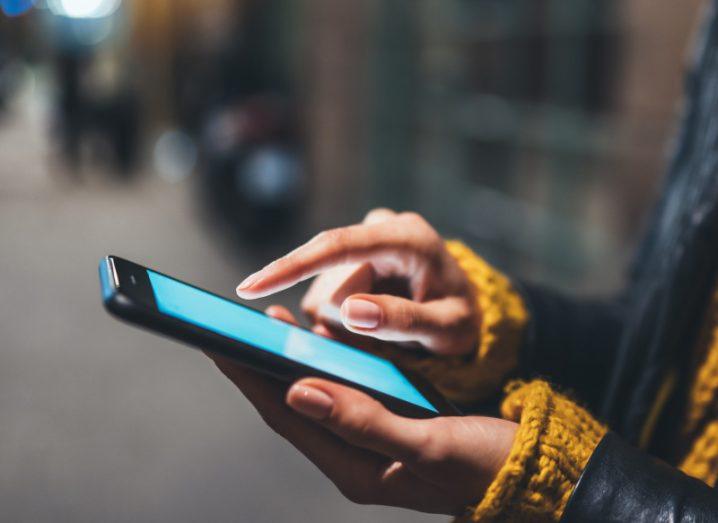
xmin=100 ymin=255 xmax=461 ymax=419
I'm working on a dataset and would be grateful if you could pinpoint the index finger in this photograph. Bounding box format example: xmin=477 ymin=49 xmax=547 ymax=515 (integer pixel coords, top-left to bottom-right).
xmin=236 ymin=220 xmax=425 ymax=299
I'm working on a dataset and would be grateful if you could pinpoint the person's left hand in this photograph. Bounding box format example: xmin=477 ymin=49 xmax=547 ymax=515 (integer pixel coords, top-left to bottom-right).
xmin=208 ymin=305 xmax=517 ymax=516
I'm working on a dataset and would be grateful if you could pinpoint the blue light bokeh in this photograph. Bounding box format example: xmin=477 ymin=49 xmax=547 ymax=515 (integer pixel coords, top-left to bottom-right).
xmin=1 ymin=0 xmax=34 ymax=17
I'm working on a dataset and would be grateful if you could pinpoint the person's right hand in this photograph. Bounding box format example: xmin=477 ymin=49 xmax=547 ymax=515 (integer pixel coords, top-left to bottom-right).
xmin=236 ymin=209 xmax=479 ymax=356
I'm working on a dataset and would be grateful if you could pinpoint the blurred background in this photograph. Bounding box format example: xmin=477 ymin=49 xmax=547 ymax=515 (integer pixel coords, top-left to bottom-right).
xmin=0 ymin=0 xmax=706 ymax=521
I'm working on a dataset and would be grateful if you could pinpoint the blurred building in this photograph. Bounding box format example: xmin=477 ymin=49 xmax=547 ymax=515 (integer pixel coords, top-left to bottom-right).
xmin=0 ymin=0 xmax=705 ymax=289
xmin=305 ymin=0 xmax=705 ymax=293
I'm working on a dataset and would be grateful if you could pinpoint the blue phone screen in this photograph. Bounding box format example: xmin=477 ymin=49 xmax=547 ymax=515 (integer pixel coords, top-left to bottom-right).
xmin=147 ymin=270 xmax=437 ymax=413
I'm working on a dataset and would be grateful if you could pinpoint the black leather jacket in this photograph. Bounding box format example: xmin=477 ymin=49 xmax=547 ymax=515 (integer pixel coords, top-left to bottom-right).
xmin=515 ymin=3 xmax=718 ymax=520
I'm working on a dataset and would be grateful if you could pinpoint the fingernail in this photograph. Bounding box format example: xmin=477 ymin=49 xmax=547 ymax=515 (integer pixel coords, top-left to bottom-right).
xmin=287 ymin=384 xmax=334 ymax=420
xmin=237 ymin=271 xmax=262 ymax=293
xmin=341 ymin=299 xmax=381 ymax=329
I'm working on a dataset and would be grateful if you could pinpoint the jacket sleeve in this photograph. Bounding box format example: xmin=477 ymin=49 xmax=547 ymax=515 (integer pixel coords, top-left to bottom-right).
xmin=460 ymin=381 xmax=718 ymax=522
xmin=560 ymin=432 xmax=718 ymax=522
xmin=518 ymin=282 xmax=627 ymax=412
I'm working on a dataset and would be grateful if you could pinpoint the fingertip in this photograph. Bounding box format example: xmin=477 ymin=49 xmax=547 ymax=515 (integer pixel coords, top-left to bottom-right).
xmin=237 ymin=272 xmax=280 ymax=299
xmin=312 ymin=324 xmax=335 ymax=338
xmin=292 ymin=377 xmax=344 ymax=397
xmin=286 ymin=380 xmax=335 ymax=420
xmin=236 ymin=287 xmax=258 ymax=299
xmin=363 ymin=207 xmax=397 ymax=224
xmin=340 ymin=296 xmax=382 ymax=330
xmin=265 ymin=305 xmax=298 ymax=325
xmin=294 ymin=377 xmax=373 ymax=406
xmin=236 ymin=276 xmax=293 ymax=300
xmin=236 ymin=270 xmax=264 ymax=295
xmin=292 ymin=376 xmax=331 ymax=389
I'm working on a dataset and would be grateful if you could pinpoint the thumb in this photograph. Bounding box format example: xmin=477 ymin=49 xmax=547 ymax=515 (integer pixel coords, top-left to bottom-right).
xmin=339 ymin=294 xmax=477 ymax=355
xmin=285 ymin=378 xmax=429 ymax=463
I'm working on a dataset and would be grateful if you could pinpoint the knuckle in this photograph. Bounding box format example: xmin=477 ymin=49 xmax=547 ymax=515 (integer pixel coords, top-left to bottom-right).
xmin=319 ymin=228 xmax=347 ymax=250
xmin=300 ymin=294 xmax=316 ymax=314
xmin=365 ymin=207 xmax=395 ymax=220
xmin=429 ymin=312 xmax=476 ymax=354
xmin=431 ymin=339 xmax=462 ymax=356
xmin=352 ymin=413 xmax=376 ymax=443
xmin=398 ymin=303 xmax=418 ymax=331
xmin=444 ymin=302 xmax=474 ymax=330
xmin=455 ymin=303 xmax=479 ymax=335
xmin=311 ymin=230 xmax=330 ymax=244
xmin=415 ymin=428 xmax=449 ymax=466
xmin=424 ymin=227 xmax=443 ymax=250
xmin=399 ymin=211 xmax=423 ymax=223
xmin=334 ymin=399 xmax=378 ymax=442
xmin=343 ymin=401 xmax=371 ymax=430
xmin=400 ymin=212 xmax=431 ymax=233
xmin=399 ymin=212 xmax=441 ymax=251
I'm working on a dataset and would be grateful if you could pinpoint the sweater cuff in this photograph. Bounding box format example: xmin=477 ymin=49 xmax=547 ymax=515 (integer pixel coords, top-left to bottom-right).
xmin=470 ymin=380 xmax=607 ymax=522
xmin=680 ymin=420 xmax=718 ymax=486
xmin=384 ymin=240 xmax=528 ymax=404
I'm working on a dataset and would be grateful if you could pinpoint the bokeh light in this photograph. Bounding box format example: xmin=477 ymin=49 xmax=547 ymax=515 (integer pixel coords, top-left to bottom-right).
xmin=47 ymin=0 xmax=120 ymax=19
xmin=153 ymin=129 xmax=198 ymax=183
xmin=1 ymin=0 xmax=34 ymax=17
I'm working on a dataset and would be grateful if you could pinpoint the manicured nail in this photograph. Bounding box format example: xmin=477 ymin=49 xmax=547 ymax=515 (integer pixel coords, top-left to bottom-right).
xmin=341 ymin=299 xmax=381 ymax=329
xmin=287 ymin=384 xmax=334 ymax=420
xmin=236 ymin=271 xmax=262 ymax=293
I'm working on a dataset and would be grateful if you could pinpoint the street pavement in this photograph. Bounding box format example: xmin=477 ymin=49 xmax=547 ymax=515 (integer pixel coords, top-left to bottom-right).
xmin=0 ymin=82 xmax=440 ymax=523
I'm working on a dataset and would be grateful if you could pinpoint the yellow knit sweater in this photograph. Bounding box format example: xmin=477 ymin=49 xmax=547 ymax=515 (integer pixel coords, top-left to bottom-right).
xmin=678 ymin=283 xmax=718 ymax=485
xmin=406 ymin=241 xmax=718 ymax=522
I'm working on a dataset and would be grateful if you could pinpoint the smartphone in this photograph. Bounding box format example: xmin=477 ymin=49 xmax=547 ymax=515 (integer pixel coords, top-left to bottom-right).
xmin=99 ymin=256 xmax=459 ymax=418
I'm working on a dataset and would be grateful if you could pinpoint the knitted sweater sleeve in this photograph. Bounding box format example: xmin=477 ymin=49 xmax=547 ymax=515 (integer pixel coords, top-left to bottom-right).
xmin=379 ymin=240 xmax=529 ymax=404
xmin=377 ymin=243 xmax=605 ymax=519
xmin=463 ymin=380 xmax=608 ymax=522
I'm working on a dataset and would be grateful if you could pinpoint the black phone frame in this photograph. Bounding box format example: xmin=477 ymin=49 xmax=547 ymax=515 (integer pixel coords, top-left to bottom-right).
xmin=101 ymin=255 xmax=461 ymax=419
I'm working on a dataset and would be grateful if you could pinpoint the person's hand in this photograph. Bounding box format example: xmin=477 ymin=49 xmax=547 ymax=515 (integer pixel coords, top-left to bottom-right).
xmin=236 ymin=209 xmax=479 ymax=356
xmin=208 ymin=306 xmax=517 ymax=516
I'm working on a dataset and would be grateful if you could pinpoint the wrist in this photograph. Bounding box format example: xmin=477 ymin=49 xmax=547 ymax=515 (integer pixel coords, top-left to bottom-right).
xmin=470 ymin=381 xmax=607 ymax=522
xmin=479 ymin=420 xmax=519 ymax=495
